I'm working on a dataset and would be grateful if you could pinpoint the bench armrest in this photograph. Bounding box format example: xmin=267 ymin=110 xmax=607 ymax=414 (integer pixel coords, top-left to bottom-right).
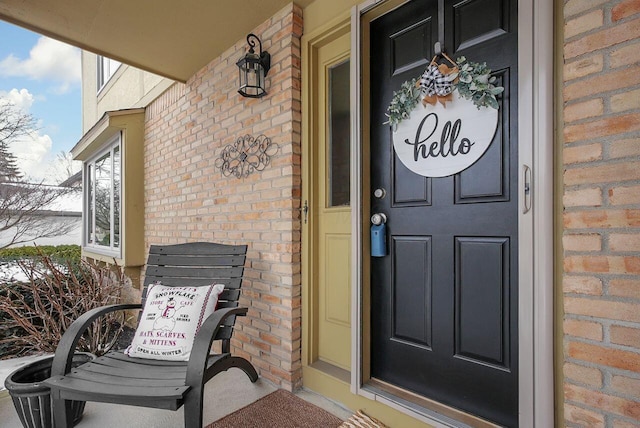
xmin=186 ymin=306 xmax=248 ymax=386
xmin=51 ymin=303 xmax=142 ymax=376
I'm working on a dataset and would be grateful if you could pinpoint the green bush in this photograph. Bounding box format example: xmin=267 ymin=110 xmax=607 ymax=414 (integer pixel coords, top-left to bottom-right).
xmin=0 ymin=245 xmax=80 ymax=263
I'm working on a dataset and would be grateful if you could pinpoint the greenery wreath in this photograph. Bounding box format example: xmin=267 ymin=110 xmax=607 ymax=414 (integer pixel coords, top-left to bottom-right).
xmin=385 ymin=56 xmax=504 ymax=128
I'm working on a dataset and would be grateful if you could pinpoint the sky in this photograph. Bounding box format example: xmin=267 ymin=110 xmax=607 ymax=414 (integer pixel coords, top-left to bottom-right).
xmin=0 ymin=21 xmax=82 ymax=184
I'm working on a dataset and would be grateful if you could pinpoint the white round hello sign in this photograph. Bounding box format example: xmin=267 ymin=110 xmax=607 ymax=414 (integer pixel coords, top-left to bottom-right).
xmin=393 ymin=92 xmax=499 ymax=178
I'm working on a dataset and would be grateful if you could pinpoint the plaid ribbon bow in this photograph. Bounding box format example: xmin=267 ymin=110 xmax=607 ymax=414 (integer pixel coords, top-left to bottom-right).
xmin=417 ymin=64 xmax=456 ymax=97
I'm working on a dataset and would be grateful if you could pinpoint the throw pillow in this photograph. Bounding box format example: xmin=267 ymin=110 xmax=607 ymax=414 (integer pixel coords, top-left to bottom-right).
xmin=125 ymin=282 xmax=225 ymax=361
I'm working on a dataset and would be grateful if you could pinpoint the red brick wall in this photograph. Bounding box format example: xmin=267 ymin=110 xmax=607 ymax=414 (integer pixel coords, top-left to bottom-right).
xmin=143 ymin=4 xmax=304 ymax=390
xmin=562 ymin=0 xmax=640 ymax=425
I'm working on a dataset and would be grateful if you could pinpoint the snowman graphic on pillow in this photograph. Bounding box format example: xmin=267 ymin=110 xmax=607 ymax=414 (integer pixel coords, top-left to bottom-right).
xmin=153 ymin=297 xmax=183 ymax=331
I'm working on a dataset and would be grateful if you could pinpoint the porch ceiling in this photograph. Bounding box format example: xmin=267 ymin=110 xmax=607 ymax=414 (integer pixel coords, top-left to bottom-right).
xmin=0 ymin=0 xmax=313 ymax=82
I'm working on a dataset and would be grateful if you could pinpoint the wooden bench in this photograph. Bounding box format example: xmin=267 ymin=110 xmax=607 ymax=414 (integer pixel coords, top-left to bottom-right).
xmin=44 ymin=242 xmax=258 ymax=428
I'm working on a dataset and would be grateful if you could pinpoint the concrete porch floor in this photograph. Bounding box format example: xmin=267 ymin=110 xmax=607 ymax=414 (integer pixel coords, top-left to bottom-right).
xmin=0 ymin=356 xmax=353 ymax=427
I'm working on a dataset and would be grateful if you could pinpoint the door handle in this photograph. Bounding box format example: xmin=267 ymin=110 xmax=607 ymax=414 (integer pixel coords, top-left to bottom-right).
xmin=523 ymin=165 xmax=532 ymax=214
xmin=302 ymin=200 xmax=309 ymax=224
xmin=371 ymin=213 xmax=387 ymax=225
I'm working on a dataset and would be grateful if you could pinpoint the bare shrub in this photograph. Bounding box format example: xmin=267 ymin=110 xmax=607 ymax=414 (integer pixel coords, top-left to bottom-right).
xmin=0 ymin=255 xmax=130 ymax=359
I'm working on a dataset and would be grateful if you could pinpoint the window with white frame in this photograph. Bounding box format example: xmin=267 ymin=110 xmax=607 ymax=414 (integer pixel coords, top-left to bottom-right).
xmin=84 ymin=134 xmax=121 ymax=254
xmin=97 ymin=55 xmax=122 ymax=91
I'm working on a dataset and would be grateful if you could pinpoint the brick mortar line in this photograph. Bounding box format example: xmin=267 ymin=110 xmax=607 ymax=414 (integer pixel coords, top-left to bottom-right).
xmin=565 ymin=356 xmax=640 ymax=392
xmin=563 ymin=132 xmax=640 ymax=147
xmin=562 ymin=315 xmax=640 ymax=333
xmin=564 ymin=380 xmax=640 ymax=407
xmin=563 ymin=396 xmax=640 ymax=424
xmin=563 ymin=40 xmax=640 ymax=70
xmin=563 ymin=68 xmax=639 ymax=91
xmin=563 ymin=102 xmax=640 ymax=123
xmin=564 ymin=376 xmax=640 ymax=404
xmin=563 ymin=0 xmax=618 ymax=21
xmin=563 ymin=311 xmax=640 ymax=329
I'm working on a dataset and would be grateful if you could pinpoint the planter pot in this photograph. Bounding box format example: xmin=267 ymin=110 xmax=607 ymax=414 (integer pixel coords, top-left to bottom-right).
xmin=4 ymin=353 xmax=94 ymax=428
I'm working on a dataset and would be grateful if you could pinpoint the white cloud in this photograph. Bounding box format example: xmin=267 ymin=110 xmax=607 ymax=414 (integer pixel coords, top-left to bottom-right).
xmin=0 ymin=88 xmax=35 ymax=111
xmin=0 ymin=37 xmax=80 ymax=93
xmin=0 ymin=90 xmax=77 ymax=184
xmin=8 ymin=131 xmax=80 ymax=185
xmin=9 ymin=131 xmax=52 ymax=181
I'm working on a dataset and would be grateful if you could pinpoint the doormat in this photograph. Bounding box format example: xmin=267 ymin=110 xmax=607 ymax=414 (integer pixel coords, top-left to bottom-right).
xmin=205 ymin=389 xmax=344 ymax=428
xmin=339 ymin=410 xmax=389 ymax=428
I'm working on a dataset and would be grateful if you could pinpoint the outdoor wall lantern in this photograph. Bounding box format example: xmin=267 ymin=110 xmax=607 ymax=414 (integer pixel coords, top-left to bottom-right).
xmin=236 ymin=33 xmax=271 ymax=98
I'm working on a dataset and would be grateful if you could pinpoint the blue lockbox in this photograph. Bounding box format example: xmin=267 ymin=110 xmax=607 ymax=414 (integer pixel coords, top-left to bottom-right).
xmin=371 ymin=223 xmax=387 ymax=257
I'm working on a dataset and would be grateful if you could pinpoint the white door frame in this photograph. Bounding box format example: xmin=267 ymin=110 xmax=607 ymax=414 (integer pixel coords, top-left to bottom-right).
xmin=349 ymin=0 xmax=554 ymax=426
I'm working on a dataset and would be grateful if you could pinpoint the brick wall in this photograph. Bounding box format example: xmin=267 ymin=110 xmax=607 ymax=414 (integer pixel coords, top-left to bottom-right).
xmin=562 ymin=0 xmax=640 ymax=425
xmin=143 ymin=4 xmax=304 ymax=390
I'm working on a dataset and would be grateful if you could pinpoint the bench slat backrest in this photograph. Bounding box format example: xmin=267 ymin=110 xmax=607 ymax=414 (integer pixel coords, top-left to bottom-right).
xmin=141 ymin=242 xmax=247 ymax=342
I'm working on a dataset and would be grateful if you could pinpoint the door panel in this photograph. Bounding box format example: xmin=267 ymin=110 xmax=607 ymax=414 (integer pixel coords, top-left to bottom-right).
xmin=319 ymin=232 xmax=351 ymax=368
xmin=392 ymin=160 xmax=431 ymax=205
xmin=391 ymin=18 xmax=433 ymax=76
xmin=369 ymin=0 xmax=518 ymax=426
xmin=454 ymin=236 xmax=510 ymax=368
xmin=453 ymin=0 xmax=510 ymax=52
xmin=316 ymin=32 xmax=352 ymax=371
xmin=455 ymin=70 xmax=510 ymax=202
xmin=392 ymin=236 xmax=432 ymax=347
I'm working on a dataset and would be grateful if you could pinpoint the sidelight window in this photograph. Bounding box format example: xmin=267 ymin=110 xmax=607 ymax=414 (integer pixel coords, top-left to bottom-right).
xmin=327 ymin=59 xmax=351 ymax=207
